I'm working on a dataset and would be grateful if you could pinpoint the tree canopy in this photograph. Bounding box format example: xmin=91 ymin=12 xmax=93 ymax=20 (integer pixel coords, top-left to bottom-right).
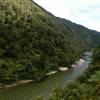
xmin=0 ymin=0 xmax=100 ymax=84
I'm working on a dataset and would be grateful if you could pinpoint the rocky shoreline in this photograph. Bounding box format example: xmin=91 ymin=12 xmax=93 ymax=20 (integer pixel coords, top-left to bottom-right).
xmin=0 ymin=80 xmax=34 ymax=88
xmin=0 ymin=58 xmax=85 ymax=89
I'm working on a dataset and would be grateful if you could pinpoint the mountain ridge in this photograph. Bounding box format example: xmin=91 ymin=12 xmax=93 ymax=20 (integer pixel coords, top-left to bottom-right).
xmin=0 ymin=0 xmax=100 ymax=84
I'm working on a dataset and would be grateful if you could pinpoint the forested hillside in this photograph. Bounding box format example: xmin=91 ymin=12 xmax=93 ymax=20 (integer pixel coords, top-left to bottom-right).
xmin=50 ymin=46 xmax=100 ymax=100
xmin=0 ymin=0 xmax=100 ymax=84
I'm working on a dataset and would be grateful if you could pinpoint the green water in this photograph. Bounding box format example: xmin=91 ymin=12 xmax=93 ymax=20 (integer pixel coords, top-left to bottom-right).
xmin=0 ymin=53 xmax=91 ymax=100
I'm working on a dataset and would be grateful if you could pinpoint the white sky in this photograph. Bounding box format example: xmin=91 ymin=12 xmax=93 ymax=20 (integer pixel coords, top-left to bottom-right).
xmin=33 ymin=0 xmax=100 ymax=31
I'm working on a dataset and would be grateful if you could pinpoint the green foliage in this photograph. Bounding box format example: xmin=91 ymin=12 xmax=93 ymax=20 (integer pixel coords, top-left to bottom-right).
xmin=92 ymin=46 xmax=100 ymax=63
xmin=50 ymin=46 xmax=100 ymax=100
xmin=32 ymin=96 xmax=44 ymax=100
xmin=0 ymin=0 xmax=100 ymax=84
xmin=89 ymin=71 xmax=100 ymax=82
xmin=50 ymin=85 xmax=63 ymax=100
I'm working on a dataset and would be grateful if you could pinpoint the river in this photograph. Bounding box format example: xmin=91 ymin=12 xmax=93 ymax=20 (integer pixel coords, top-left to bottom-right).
xmin=0 ymin=52 xmax=92 ymax=100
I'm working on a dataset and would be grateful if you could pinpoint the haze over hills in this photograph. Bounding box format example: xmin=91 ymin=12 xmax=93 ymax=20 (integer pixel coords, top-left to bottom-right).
xmin=34 ymin=0 xmax=100 ymax=32
xmin=0 ymin=0 xmax=100 ymax=84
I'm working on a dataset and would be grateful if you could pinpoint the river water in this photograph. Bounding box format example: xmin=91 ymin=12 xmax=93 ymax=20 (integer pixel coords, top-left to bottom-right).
xmin=0 ymin=52 xmax=92 ymax=100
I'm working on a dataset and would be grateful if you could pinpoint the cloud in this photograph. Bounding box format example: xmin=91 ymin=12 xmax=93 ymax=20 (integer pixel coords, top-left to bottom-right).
xmin=34 ymin=0 xmax=100 ymax=31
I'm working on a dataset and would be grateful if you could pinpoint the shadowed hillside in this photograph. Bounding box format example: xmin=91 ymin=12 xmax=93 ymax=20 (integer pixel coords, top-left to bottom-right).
xmin=0 ymin=0 xmax=100 ymax=84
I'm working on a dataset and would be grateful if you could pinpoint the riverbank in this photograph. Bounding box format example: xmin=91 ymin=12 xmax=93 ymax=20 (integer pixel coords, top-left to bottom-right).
xmin=0 ymin=58 xmax=85 ymax=89
xmin=72 ymin=59 xmax=85 ymax=67
xmin=0 ymin=80 xmax=34 ymax=88
xmin=50 ymin=49 xmax=99 ymax=100
xmin=0 ymin=51 xmax=92 ymax=100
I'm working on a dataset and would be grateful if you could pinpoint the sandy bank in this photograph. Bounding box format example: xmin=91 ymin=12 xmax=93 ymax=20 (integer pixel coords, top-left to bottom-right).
xmin=0 ymin=80 xmax=33 ymax=88
xmin=59 ymin=67 xmax=68 ymax=71
xmin=72 ymin=59 xmax=85 ymax=68
xmin=46 ymin=71 xmax=57 ymax=76
xmin=0 ymin=59 xmax=85 ymax=88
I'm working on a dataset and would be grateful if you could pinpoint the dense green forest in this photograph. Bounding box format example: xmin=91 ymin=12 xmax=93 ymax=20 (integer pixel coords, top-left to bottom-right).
xmin=0 ymin=0 xmax=100 ymax=85
xmin=49 ymin=46 xmax=100 ymax=100
xmin=33 ymin=46 xmax=100 ymax=100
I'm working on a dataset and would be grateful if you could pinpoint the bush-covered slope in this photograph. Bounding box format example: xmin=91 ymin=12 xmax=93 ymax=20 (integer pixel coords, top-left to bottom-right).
xmin=50 ymin=46 xmax=100 ymax=100
xmin=0 ymin=0 xmax=100 ymax=84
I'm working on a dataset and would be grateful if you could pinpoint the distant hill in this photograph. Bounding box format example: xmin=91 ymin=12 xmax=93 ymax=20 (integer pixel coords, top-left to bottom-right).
xmin=0 ymin=0 xmax=100 ymax=84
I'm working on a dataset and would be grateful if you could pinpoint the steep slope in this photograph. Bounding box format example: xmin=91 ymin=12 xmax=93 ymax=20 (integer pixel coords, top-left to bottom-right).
xmin=0 ymin=0 xmax=100 ymax=84
xmin=57 ymin=18 xmax=100 ymax=47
